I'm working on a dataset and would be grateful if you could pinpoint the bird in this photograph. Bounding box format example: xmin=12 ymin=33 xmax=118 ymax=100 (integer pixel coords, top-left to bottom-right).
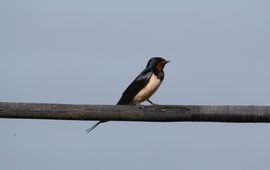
xmin=86 ymin=57 xmax=170 ymax=133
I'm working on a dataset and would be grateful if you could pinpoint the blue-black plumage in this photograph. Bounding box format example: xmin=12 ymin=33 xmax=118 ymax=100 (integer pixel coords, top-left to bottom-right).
xmin=86 ymin=57 xmax=169 ymax=133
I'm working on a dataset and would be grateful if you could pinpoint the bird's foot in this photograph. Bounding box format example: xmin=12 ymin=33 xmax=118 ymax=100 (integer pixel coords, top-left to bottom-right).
xmin=147 ymin=99 xmax=159 ymax=106
xmin=136 ymin=103 xmax=147 ymax=111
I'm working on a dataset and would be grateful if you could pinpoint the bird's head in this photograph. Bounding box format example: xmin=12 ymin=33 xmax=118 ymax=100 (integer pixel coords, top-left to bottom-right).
xmin=146 ymin=57 xmax=170 ymax=71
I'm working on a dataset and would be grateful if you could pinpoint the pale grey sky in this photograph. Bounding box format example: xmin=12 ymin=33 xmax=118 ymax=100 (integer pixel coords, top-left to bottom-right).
xmin=1 ymin=0 xmax=270 ymax=170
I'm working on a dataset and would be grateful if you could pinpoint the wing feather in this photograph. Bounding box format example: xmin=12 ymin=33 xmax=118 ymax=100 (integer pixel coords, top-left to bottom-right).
xmin=117 ymin=68 xmax=152 ymax=105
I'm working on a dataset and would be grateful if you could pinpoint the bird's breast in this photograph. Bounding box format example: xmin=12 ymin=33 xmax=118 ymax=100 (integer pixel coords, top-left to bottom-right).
xmin=133 ymin=73 xmax=162 ymax=103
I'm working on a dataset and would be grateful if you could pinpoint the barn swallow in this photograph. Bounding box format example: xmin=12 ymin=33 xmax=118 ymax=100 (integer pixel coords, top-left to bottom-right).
xmin=86 ymin=57 xmax=169 ymax=133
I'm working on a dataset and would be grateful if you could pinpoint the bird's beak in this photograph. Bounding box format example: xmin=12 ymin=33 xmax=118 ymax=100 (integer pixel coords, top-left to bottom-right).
xmin=165 ymin=60 xmax=170 ymax=64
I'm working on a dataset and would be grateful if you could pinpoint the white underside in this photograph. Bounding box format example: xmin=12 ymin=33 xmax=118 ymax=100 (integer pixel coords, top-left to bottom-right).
xmin=133 ymin=74 xmax=162 ymax=103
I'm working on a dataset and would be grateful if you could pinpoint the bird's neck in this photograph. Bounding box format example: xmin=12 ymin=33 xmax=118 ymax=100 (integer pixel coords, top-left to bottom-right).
xmin=153 ymin=69 xmax=164 ymax=81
